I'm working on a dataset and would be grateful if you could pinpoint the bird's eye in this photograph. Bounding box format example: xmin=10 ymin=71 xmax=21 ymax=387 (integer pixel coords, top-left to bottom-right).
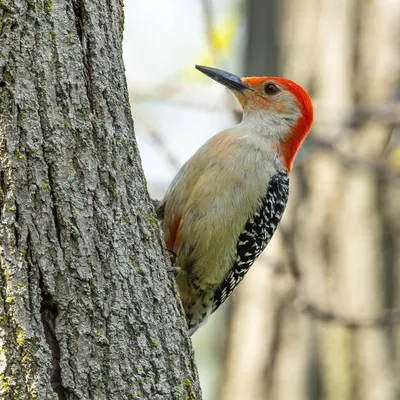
xmin=264 ymin=83 xmax=280 ymax=95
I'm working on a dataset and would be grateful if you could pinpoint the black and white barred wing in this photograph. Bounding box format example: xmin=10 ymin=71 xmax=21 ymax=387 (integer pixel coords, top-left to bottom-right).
xmin=212 ymin=169 xmax=289 ymax=312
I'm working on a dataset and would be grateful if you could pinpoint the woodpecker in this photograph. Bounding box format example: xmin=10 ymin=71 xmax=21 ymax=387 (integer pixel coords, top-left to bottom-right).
xmin=156 ymin=65 xmax=313 ymax=335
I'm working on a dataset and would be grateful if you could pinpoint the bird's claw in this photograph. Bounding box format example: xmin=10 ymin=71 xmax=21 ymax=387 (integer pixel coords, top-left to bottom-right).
xmin=165 ymin=248 xmax=177 ymax=265
xmin=164 ymin=248 xmax=179 ymax=275
xmin=167 ymin=266 xmax=181 ymax=275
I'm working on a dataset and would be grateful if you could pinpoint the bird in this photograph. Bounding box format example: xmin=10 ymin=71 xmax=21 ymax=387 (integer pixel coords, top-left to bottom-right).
xmin=156 ymin=65 xmax=313 ymax=335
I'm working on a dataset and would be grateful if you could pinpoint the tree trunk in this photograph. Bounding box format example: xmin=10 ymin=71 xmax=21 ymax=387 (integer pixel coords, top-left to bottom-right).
xmin=0 ymin=1 xmax=201 ymax=399
xmin=220 ymin=0 xmax=400 ymax=399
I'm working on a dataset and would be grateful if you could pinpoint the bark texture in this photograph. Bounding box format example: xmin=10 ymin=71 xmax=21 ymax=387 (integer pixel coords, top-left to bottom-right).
xmin=0 ymin=1 xmax=200 ymax=399
xmin=220 ymin=0 xmax=400 ymax=399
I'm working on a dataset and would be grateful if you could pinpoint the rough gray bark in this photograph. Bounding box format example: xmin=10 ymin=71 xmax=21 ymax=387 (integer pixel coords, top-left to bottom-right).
xmin=0 ymin=1 xmax=201 ymax=399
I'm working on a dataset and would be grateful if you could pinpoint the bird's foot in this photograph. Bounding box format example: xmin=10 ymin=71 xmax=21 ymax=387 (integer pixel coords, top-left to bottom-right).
xmin=165 ymin=248 xmax=179 ymax=275
xmin=165 ymin=248 xmax=177 ymax=265
xmin=167 ymin=266 xmax=181 ymax=275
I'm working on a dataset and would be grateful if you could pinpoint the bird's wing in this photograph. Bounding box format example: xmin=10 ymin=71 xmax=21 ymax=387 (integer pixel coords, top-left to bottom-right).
xmin=159 ymin=130 xmax=240 ymax=254
xmin=212 ymin=169 xmax=289 ymax=312
xmin=158 ymin=151 xmax=210 ymax=252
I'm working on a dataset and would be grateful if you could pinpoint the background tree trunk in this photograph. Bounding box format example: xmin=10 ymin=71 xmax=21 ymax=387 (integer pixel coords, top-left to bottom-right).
xmin=0 ymin=1 xmax=201 ymax=399
xmin=220 ymin=1 xmax=400 ymax=399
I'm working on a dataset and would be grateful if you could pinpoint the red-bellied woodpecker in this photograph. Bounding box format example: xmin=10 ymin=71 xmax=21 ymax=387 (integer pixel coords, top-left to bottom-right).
xmin=156 ymin=65 xmax=314 ymax=335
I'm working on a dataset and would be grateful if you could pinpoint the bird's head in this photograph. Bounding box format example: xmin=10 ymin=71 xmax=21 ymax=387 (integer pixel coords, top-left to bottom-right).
xmin=195 ymin=65 xmax=314 ymax=171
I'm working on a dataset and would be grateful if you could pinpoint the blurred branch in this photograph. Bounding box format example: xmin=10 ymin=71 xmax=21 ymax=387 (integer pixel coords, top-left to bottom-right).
xmin=294 ymin=299 xmax=400 ymax=329
xmin=267 ymin=251 xmax=400 ymax=329
xmin=345 ymin=103 xmax=400 ymax=126
xmin=134 ymin=114 xmax=181 ymax=171
xmin=305 ymin=136 xmax=400 ymax=181
xmin=132 ymin=92 xmax=233 ymax=112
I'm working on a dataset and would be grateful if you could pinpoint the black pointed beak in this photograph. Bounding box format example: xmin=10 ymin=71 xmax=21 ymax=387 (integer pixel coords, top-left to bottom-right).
xmin=195 ymin=65 xmax=249 ymax=92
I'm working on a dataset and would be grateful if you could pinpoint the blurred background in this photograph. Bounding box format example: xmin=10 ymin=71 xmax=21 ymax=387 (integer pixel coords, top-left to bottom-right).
xmin=123 ymin=1 xmax=400 ymax=399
